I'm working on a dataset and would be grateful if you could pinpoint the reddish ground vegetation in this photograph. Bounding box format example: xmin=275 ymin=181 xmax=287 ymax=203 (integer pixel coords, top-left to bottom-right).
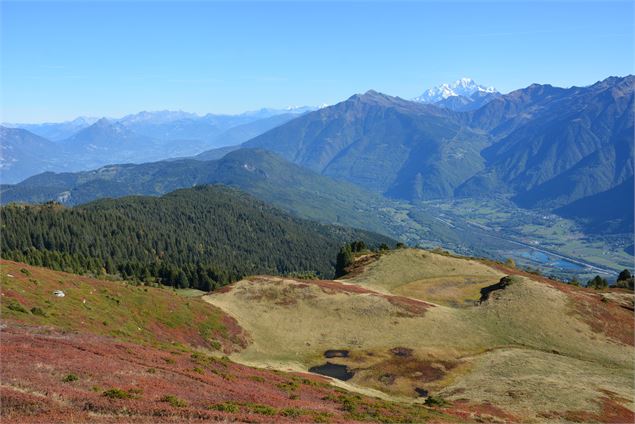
xmin=487 ymin=262 xmax=634 ymax=346
xmin=0 ymin=324 xmax=349 ymax=423
xmin=539 ymin=390 xmax=635 ymax=424
xmin=219 ymin=314 xmax=251 ymax=351
xmin=384 ymin=294 xmax=432 ymax=316
xmin=0 ymin=323 xmax=460 ymax=423
xmin=569 ymin=290 xmax=635 ymax=346
xmin=446 ymin=400 xmax=522 ymax=423
xmin=309 ymin=278 xmax=379 ymax=295
xmin=307 ymin=279 xmax=433 ymax=316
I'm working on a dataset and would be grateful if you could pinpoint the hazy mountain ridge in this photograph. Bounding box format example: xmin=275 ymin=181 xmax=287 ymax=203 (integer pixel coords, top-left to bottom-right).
xmin=0 ymin=127 xmax=64 ymax=183
xmin=0 ymin=108 xmax=310 ymax=183
xmin=2 ymin=117 xmax=99 ymax=141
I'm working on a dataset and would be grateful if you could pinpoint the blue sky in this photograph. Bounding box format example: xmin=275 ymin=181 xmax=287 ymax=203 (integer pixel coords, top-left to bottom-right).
xmin=1 ymin=1 xmax=633 ymax=122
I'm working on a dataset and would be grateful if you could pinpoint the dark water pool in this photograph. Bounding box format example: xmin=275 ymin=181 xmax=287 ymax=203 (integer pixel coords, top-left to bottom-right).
xmin=309 ymin=362 xmax=354 ymax=381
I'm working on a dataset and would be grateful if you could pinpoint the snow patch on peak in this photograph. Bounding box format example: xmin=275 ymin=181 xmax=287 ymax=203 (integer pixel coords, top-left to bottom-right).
xmin=414 ymin=78 xmax=498 ymax=103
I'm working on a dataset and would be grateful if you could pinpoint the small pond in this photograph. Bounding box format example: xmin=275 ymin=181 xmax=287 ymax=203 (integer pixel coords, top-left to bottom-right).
xmin=309 ymin=362 xmax=354 ymax=381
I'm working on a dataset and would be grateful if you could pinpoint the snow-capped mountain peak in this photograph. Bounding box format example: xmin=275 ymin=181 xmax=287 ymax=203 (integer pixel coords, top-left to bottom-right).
xmin=414 ymin=78 xmax=498 ymax=103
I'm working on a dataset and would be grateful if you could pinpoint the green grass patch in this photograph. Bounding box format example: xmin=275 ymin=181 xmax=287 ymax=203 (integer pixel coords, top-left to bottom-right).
xmin=7 ymin=300 xmax=28 ymax=314
xmin=160 ymin=395 xmax=188 ymax=408
xmin=103 ymin=388 xmax=133 ymax=399
xmin=249 ymin=403 xmax=277 ymax=415
xmin=208 ymin=402 xmax=240 ymax=413
xmin=30 ymin=307 xmax=47 ymax=317
xmin=280 ymin=407 xmax=304 ymax=417
xmin=62 ymin=373 xmax=78 ymax=383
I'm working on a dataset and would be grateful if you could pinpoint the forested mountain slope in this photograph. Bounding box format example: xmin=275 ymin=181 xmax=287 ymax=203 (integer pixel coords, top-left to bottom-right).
xmin=1 ymin=185 xmax=393 ymax=288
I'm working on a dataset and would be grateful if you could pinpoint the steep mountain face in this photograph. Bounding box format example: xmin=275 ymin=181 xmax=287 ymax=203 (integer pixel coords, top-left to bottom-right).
xmin=244 ymin=90 xmax=490 ymax=200
xmin=0 ymin=127 xmax=62 ymax=183
xmin=458 ymin=76 xmax=635 ymax=209
xmin=238 ymin=76 xmax=633 ymax=233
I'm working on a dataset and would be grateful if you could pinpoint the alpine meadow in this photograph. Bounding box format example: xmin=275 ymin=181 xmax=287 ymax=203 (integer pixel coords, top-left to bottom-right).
xmin=1 ymin=1 xmax=633 ymax=423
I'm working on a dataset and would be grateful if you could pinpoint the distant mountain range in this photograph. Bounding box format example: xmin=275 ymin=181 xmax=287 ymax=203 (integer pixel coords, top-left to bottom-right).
xmin=0 ymin=127 xmax=65 ymax=183
xmin=2 ymin=76 xmax=633 ymax=235
xmin=6 ymin=117 xmax=100 ymax=141
xmin=0 ymin=107 xmax=315 ymax=184
xmin=240 ymin=75 xmax=634 ymax=233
